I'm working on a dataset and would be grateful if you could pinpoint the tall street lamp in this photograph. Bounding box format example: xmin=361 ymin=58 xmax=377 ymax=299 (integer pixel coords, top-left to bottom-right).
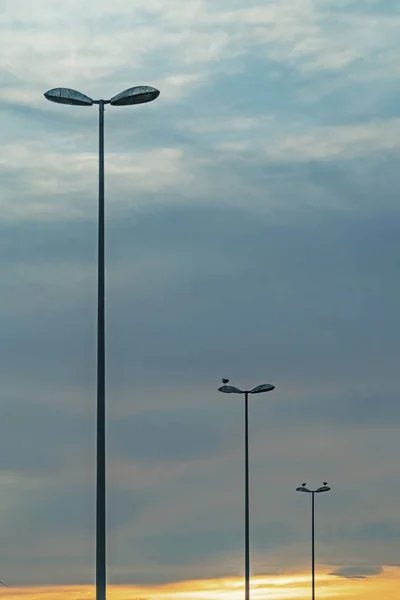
xmin=44 ymin=85 xmax=160 ymax=600
xmin=296 ymin=482 xmax=331 ymax=600
xmin=218 ymin=381 xmax=275 ymax=600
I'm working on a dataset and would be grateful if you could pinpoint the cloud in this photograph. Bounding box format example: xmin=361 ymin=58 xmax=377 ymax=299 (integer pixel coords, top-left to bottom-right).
xmin=2 ymin=0 xmax=400 ymax=226
xmin=1 ymin=0 xmax=400 ymax=588
xmin=0 ymin=403 xmax=91 ymax=475
xmin=331 ymin=566 xmax=384 ymax=579
xmin=109 ymin=407 xmax=224 ymax=463
xmin=1 ymin=569 xmax=398 ymax=600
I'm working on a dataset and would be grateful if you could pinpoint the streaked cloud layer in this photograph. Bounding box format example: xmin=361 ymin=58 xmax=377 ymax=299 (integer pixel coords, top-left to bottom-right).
xmin=0 ymin=0 xmax=399 ymax=594
xmin=2 ymin=568 xmax=400 ymax=600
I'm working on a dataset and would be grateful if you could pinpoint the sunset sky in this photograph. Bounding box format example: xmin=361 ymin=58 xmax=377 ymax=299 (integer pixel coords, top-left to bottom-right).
xmin=1 ymin=0 xmax=400 ymax=598
xmin=1 ymin=568 xmax=400 ymax=600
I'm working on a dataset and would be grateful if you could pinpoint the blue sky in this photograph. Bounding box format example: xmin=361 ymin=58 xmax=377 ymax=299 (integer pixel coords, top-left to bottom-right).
xmin=0 ymin=0 xmax=400 ymax=588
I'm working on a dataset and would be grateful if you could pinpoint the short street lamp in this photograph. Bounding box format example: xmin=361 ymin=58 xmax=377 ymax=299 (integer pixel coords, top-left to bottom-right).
xmin=218 ymin=381 xmax=275 ymax=600
xmin=296 ymin=483 xmax=331 ymax=600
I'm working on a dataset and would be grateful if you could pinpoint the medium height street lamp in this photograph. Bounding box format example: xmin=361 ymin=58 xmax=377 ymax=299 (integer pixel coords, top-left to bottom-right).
xmin=44 ymin=85 xmax=160 ymax=600
xmin=218 ymin=380 xmax=275 ymax=600
xmin=296 ymin=483 xmax=331 ymax=600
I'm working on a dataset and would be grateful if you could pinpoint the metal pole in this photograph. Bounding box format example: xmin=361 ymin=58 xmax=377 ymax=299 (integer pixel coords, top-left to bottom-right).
xmin=311 ymin=492 xmax=315 ymax=600
xmin=96 ymin=99 xmax=106 ymax=600
xmin=244 ymin=391 xmax=250 ymax=600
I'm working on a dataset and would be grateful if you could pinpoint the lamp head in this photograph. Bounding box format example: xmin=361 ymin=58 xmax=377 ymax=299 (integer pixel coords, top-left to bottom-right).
xmin=44 ymin=88 xmax=93 ymax=106
xmin=110 ymin=85 xmax=160 ymax=106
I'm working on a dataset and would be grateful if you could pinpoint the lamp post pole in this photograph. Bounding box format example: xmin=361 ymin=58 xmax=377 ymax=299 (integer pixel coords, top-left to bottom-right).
xmin=97 ymin=98 xmax=106 ymax=600
xmin=311 ymin=491 xmax=315 ymax=600
xmin=295 ymin=483 xmax=331 ymax=600
xmin=244 ymin=391 xmax=250 ymax=600
xmin=218 ymin=381 xmax=276 ymax=600
xmin=44 ymin=85 xmax=160 ymax=600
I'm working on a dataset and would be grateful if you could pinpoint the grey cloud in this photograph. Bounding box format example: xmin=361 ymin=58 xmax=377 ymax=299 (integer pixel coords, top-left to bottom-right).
xmin=5 ymin=484 xmax=150 ymax=540
xmin=3 ymin=484 xmax=95 ymax=543
xmin=325 ymin=0 xmax=398 ymax=16
xmin=1 ymin=0 xmax=400 ymax=586
xmin=109 ymin=407 xmax=225 ymax=463
xmin=104 ymin=206 xmax=400 ymax=390
xmin=0 ymin=99 xmax=71 ymax=130
xmin=0 ymin=219 xmax=96 ymax=265
xmin=352 ymin=522 xmax=400 ymax=543
xmin=0 ymin=403 xmax=92 ymax=474
xmin=135 ymin=530 xmax=241 ymax=568
xmin=270 ymin=389 xmax=400 ymax=429
xmin=0 ymin=203 xmax=399 ymax=406
xmin=330 ymin=565 xmax=383 ymax=579
xmin=0 ymin=480 xmax=154 ymax=585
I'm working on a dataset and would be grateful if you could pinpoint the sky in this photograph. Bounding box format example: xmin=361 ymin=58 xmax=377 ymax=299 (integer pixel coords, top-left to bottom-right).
xmin=0 ymin=0 xmax=400 ymax=598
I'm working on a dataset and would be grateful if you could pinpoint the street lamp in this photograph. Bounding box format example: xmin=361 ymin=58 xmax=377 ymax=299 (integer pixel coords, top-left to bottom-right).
xmin=296 ymin=483 xmax=331 ymax=600
xmin=218 ymin=381 xmax=275 ymax=600
xmin=44 ymin=85 xmax=160 ymax=600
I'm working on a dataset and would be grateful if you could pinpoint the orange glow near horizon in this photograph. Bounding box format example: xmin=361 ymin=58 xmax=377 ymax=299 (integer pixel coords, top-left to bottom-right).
xmin=1 ymin=567 xmax=399 ymax=600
